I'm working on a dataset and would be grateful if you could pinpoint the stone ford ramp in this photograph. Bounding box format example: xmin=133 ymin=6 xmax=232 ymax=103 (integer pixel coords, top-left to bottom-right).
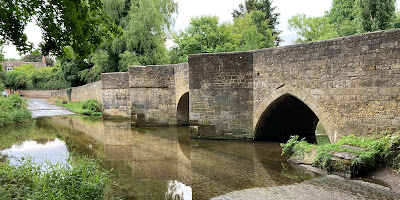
xmin=27 ymin=98 xmax=74 ymax=118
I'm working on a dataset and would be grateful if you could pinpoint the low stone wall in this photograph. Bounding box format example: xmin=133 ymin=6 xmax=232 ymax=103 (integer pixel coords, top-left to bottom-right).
xmin=20 ymin=90 xmax=61 ymax=98
xmin=51 ymin=81 xmax=102 ymax=103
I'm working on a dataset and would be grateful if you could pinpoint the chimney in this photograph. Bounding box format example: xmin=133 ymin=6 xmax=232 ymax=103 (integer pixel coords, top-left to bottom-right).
xmin=42 ymin=56 xmax=46 ymax=66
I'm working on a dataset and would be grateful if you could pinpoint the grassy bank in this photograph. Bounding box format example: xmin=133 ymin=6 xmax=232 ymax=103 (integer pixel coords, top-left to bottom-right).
xmin=281 ymin=132 xmax=400 ymax=176
xmin=0 ymin=156 xmax=110 ymax=200
xmin=52 ymin=98 xmax=102 ymax=116
xmin=0 ymin=94 xmax=31 ymax=126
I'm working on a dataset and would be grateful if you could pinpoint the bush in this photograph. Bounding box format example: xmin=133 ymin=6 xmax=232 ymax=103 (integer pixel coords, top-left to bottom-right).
xmin=82 ymin=99 xmax=101 ymax=112
xmin=55 ymin=98 xmax=102 ymax=116
xmin=9 ymin=94 xmax=25 ymax=109
xmin=0 ymin=96 xmax=31 ymax=126
xmin=0 ymin=156 xmax=110 ymax=199
xmin=0 ymin=83 xmax=4 ymax=92
xmin=6 ymin=66 xmax=70 ymax=90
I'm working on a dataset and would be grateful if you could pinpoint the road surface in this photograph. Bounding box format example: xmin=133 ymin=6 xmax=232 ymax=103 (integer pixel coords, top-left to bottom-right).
xmin=27 ymin=98 xmax=74 ymax=118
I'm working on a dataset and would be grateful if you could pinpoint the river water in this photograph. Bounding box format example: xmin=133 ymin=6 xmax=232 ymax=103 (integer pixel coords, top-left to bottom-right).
xmin=0 ymin=116 xmax=399 ymax=199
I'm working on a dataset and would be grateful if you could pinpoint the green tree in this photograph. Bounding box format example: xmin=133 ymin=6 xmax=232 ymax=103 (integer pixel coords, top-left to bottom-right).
xmin=171 ymin=16 xmax=236 ymax=63
xmin=356 ymin=0 xmax=396 ymax=32
xmin=79 ymin=0 xmax=177 ymax=82
xmin=326 ymin=0 xmax=358 ymax=36
xmin=288 ymin=14 xmax=339 ymax=43
xmin=231 ymin=11 xmax=275 ymax=50
xmin=0 ymin=40 xmax=4 ymax=62
xmin=232 ymin=0 xmax=282 ymax=45
xmin=0 ymin=0 xmax=116 ymax=58
xmin=394 ymin=11 xmax=400 ymax=28
xmin=21 ymin=49 xmax=55 ymax=66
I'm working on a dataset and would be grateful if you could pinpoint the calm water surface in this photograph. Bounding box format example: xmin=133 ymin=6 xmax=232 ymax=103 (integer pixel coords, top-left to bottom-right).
xmin=0 ymin=116 xmax=399 ymax=199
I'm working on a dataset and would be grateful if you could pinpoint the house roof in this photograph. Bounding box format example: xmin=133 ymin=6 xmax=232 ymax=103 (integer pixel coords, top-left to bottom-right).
xmin=1 ymin=61 xmax=46 ymax=68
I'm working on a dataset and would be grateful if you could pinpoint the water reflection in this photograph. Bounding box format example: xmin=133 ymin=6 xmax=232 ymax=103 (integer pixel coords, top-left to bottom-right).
xmin=166 ymin=180 xmax=192 ymax=200
xmin=0 ymin=138 xmax=68 ymax=166
xmin=0 ymin=116 xmax=398 ymax=199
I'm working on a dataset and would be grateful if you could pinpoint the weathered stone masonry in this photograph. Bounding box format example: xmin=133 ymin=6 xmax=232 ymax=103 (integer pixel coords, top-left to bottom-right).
xmin=189 ymin=29 xmax=400 ymax=142
xmin=101 ymin=63 xmax=190 ymax=126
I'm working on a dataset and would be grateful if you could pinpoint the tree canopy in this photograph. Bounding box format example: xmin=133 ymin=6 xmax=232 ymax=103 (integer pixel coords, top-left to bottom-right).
xmin=170 ymin=13 xmax=276 ymax=63
xmin=77 ymin=0 xmax=178 ymax=83
xmin=0 ymin=0 xmax=117 ymax=58
xmin=289 ymin=0 xmax=397 ymax=43
xmin=21 ymin=49 xmax=55 ymax=66
xmin=288 ymin=14 xmax=339 ymax=43
xmin=232 ymin=0 xmax=282 ymax=45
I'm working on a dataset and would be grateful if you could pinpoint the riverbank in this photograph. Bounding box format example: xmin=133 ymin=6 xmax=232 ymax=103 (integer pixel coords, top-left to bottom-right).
xmin=281 ymin=132 xmax=400 ymax=178
xmin=0 ymin=156 xmax=110 ymax=199
xmin=0 ymin=95 xmax=31 ymax=126
xmin=49 ymin=97 xmax=102 ymax=116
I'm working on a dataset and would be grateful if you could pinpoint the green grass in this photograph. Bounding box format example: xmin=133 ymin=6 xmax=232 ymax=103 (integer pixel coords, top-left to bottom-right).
xmin=0 ymin=156 xmax=110 ymax=200
xmin=54 ymin=98 xmax=102 ymax=116
xmin=281 ymin=132 xmax=400 ymax=171
xmin=0 ymin=95 xmax=31 ymax=126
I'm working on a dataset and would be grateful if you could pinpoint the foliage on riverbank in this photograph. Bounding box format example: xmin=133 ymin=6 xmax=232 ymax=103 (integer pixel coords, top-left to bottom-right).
xmin=0 ymin=156 xmax=110 ymax=200
xmin=53 ymin=98 xmax=102 ymax=116
xmin=5 ymin=64 xmax=69 ymax=90
xmin=281 ymin=132 xmax=400 ymax=174
xmin=0 ymin=94 xmax=31 ymax=126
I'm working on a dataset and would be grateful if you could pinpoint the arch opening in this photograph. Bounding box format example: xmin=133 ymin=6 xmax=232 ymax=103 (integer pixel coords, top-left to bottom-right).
xmin=255 ymin=94 xmax=320 ymax=143
xmin=177 ymin=92 xmax=189 ymax=126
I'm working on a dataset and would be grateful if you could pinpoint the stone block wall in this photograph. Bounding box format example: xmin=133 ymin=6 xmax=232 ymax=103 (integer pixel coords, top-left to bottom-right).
xmin=50 ymin=81 xmax=102 ymax=102
xmin=101 ymin=72 xmax=130 ymax=117
xmin=175 ymin=63 xmax=189 ymax=105
xmin=253 ymin=29 xmax=400 ymax=142
xmin=129 ymin=65 xmax=177 ymax=125
xmin=21 ymin=90 xmax=61 ymax=98
xmin=189 ymin=29 xmax=400 ymax=141
xmin=188 ymin=52 xmax=254 ymax=139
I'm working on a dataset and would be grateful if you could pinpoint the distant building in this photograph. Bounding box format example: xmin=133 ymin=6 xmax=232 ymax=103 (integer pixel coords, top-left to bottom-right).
xmin=1 ymin=57 xmax=47 ymax=72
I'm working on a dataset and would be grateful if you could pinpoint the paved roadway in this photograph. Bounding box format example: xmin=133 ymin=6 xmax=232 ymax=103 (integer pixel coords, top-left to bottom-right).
xmin=27 ymin=98 xmax=74 ymax=118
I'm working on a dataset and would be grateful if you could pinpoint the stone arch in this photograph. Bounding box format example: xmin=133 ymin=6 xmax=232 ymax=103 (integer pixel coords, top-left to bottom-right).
xmin=253 ymin=85 xmax=334 ymax=142
xmin=177 ymin=92 xmax=189 ymax=125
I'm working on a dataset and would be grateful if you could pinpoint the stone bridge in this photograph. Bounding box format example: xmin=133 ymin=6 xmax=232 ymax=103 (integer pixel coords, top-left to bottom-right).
xmin=101 ymin=29 xmax=400 ymax=143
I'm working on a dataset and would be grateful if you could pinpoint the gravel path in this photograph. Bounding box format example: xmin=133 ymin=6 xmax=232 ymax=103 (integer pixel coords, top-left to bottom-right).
xmin=27 ymin=98 xmax=74 ymax=118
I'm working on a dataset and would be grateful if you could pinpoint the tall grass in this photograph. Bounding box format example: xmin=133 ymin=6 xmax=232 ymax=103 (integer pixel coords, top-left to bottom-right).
xmin=54 ymin=98 xmax=102 ymax=116
xmin=0 ymin=94 xmax=31 ymax=126
xmin=0 ymin=156 xmax=110 ymax=200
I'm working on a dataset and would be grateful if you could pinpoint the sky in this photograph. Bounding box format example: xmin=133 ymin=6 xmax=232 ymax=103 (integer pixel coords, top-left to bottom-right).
xmin=3 ymin=0 xmax=400 ymax=59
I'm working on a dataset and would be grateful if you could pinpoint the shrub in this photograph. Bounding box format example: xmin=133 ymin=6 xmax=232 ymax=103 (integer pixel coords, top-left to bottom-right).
xmin=0 ymin=83 xmax=4 ymax=92
xmin=0 ymin=96 xmax=31 ymax=126
xmin=55 ymin=98 xmax=102 ymax=116
xmin=9 ymin=94 xmax=25 ymax=109
xmin=82 ymin=99 xmax=101 ymax=112
xmin=280 ymin=135 xmax=300 ymax=156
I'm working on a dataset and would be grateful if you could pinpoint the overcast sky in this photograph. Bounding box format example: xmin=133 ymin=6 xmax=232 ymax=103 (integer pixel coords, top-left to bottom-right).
xmin=3 ymin=0 xmax=400 ymax=59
